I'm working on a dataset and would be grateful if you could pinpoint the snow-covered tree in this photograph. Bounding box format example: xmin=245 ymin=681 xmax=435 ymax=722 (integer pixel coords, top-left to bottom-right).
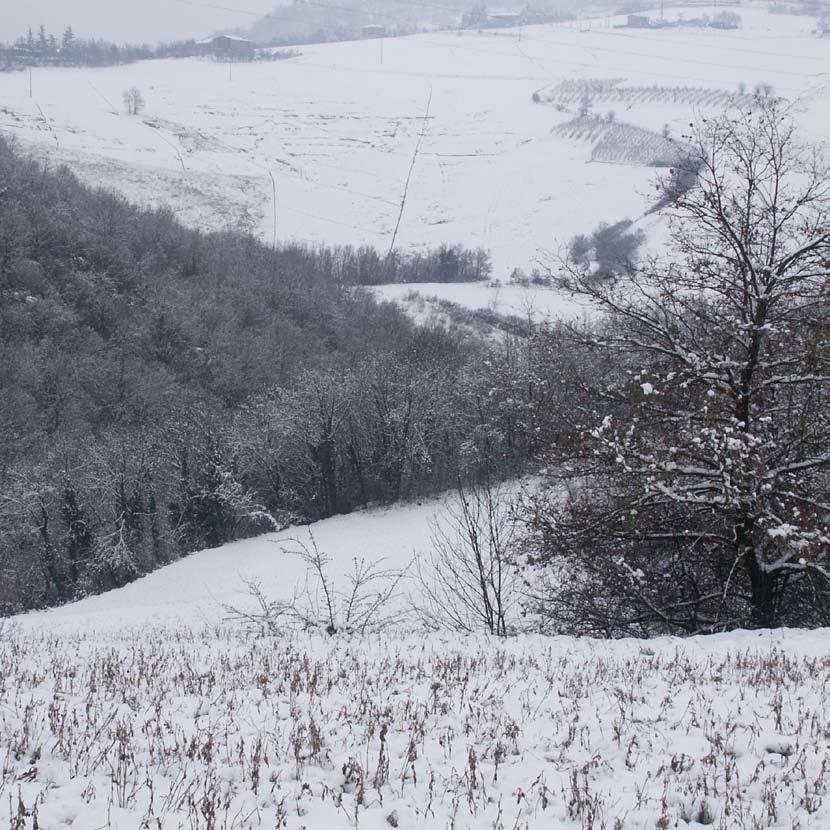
xmin=123 ymin=87 xmax=145 ymax=116
xmin=168 ymin=410 xmax=278 ymax=551
xmin=529 ymin=100 xmax=830 ymax=634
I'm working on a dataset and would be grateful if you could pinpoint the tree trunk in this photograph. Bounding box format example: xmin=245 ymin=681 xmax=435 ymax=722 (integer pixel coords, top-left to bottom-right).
xmin=738 ymin=516 xmax=777 ymax=627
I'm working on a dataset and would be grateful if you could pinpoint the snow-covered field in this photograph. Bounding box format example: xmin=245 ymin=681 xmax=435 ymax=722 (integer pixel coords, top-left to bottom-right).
xmin=2 ymin=5 xmax=828 ymax=279
xmin=4 ymin=493 xmax=830 ymax=829
xmin=4 ymin=622 xmax=829 ymax=828
xmin=370 ymin=279 xmax=594 ymax=323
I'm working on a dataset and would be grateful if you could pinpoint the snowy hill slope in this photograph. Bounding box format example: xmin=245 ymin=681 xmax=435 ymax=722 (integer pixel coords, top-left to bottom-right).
xmin=15 ymin=491 xmax=454 ymax=636
xmin=369 ymin=278 xmax=595 ymax=322
xmin=2 ymin=6 xmax=828 ymax=278
xmin=3 ymin=12 xmax=830 ymax=825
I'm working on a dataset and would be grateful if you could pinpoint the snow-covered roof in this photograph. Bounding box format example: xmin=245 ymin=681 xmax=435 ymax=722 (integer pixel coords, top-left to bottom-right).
xmin=198 ymin=34 xmax=252 ymax=45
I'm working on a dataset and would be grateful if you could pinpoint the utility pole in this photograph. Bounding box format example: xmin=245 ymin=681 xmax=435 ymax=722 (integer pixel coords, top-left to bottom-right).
xmin=29 ymin=66 xmax=33 ymax=98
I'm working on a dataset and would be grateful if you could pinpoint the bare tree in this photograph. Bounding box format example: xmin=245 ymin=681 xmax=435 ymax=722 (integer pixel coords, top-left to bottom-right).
xmin=223 ymin=577 xmax=291 ymax=636
xmin=528 ymin=99 xmax=830 ymax=635
xmin=415 ymin=480 xmax=519 ymax=636
xmin=123 ymin=87 xmax=145 ymax=115
xmin=225 ymin=530 xmax=409 ymax=635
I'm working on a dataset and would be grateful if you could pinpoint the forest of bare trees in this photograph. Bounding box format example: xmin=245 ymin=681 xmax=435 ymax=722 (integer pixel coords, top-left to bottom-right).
xmin=0 ymin=136 xmax=547 ymax=613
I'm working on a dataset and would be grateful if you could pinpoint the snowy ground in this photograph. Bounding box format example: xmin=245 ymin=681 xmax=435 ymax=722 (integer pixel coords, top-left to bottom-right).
xmin=2 ymin=5 xmax=828 ymax=279
xmin=370 ymin=279 xmax=594 ymax=324
xmin=5 ymin=491 xmax=830 ymax=829
xmin=3 ymin=624 xmax=829 ymax=828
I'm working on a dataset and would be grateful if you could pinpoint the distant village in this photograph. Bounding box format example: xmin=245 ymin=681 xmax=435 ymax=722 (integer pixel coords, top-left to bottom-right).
xmin=2 ymin=0 xmax=829 ymax=71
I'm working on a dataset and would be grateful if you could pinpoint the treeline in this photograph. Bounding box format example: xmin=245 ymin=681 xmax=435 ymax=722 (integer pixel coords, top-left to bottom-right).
xmin=0 ymin=136 xmax=545 ymax=614
xmin=336 ymin=245 xmax=490 ymax=285
xmin=460 ymin=3 xmax=575 ymax=29
xmin=0 ymin=25 xmax=204 ymax=70
xmin=250 ymin=0 xmax=577 ymax=45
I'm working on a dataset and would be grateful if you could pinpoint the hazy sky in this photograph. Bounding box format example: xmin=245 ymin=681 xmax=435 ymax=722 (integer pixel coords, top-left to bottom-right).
xmin=0 ymin=0 xmax=279 ymax=45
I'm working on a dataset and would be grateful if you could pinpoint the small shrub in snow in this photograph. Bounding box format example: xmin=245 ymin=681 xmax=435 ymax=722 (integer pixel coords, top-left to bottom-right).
xmin=225 ymin=529 xmax=410 ymax=635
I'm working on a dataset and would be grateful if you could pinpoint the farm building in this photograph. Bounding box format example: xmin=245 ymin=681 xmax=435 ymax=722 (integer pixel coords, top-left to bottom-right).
xmin=627 ymin=14 xmax=651 ymax=27
xmin=199 ymin=35 xmax=255 ymax=59
xmin=361 ymin=24 xmax=387 ymax=37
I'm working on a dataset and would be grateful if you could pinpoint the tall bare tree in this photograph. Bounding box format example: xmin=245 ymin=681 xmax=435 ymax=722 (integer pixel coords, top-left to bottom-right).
xmin=416 ymin=480 xmax=519 ymax=636
xmin=528 ymin=100 xmax=830 ymax=634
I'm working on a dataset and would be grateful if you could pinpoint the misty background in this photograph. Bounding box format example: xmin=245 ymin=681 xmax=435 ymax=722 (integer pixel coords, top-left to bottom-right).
xmin=0 ymin=0 xmax=280 ymax=44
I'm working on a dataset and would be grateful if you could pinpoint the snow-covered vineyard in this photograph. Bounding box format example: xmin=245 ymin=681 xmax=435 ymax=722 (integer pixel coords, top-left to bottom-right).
xmin=2 ymin=625 xmax=829 ymax=829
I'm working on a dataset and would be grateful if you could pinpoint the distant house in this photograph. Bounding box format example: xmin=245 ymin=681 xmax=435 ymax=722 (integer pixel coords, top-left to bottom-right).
xmin=199 ymin=35 xmax=254 ymax=60
xmin=627 ymin=14 xmax=651 ymax=27
xmin=361 ymin=24 xmax=387 ymax=38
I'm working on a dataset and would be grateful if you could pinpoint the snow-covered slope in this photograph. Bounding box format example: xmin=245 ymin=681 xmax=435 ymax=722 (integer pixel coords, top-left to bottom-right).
xmin=4 ymin=14 xmax=830 ymax=826
xmin=2 ymin=6 xmax=827 ymax=278
xmin=16 ymin=492 xmax=454 ymax=635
